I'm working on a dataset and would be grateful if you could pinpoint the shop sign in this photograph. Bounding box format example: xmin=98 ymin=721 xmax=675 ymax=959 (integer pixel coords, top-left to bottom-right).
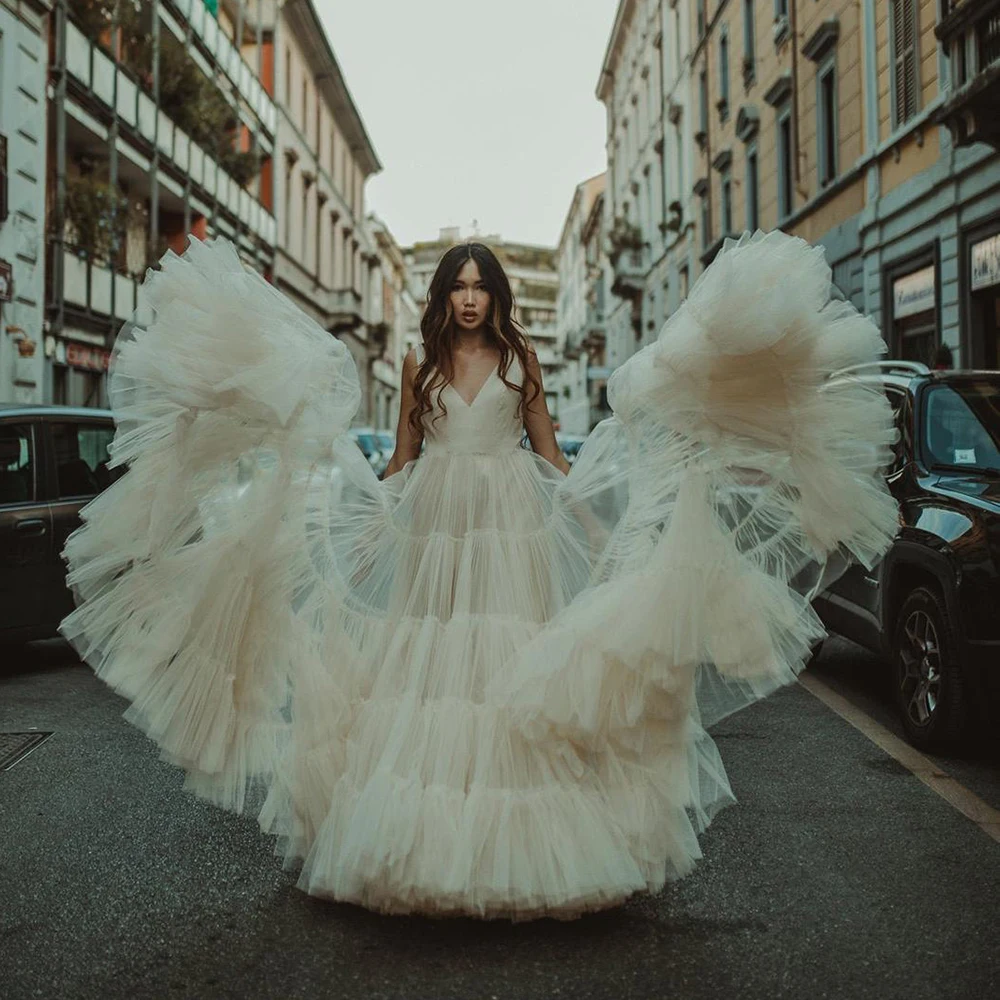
xmin=0 ymin=257 xmax=12 ymax=302
xmin=66 ymin=341 xmax=111 ymax=372
xmin=971 ymin=234 xmax=1000 ymax=292
xmin=893 ymin=265 xmax=936 ymax=320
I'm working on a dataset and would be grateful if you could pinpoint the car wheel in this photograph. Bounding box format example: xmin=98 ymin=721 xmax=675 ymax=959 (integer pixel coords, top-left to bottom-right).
xmin=891 ymin=586 xmax=967 ymax=750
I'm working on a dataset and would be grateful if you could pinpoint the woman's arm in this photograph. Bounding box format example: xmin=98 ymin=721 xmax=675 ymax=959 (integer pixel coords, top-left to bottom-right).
xmin=381 ymin=348 xmax=424 ymax=479
xmin=522 ymin=345 xmax=571 ymax=475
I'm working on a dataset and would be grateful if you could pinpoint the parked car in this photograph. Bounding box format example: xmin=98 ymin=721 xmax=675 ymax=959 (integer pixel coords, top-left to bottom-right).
xmin=348 ymin=426 xmax=389 ymax=476
xmin=375 ymin=431 xmax=395 ymax=473
xmin=813 ymin=362 xmax=1000 ymax=749
xmin=0 ymin=404 xmax=122 ymax=645
xmin=556 ymin=433 xmax=587 ymax=465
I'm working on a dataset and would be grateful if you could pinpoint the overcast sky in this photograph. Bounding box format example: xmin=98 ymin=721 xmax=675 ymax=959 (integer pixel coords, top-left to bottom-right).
xmin=312 ymin=0 xmax=617 ymax=249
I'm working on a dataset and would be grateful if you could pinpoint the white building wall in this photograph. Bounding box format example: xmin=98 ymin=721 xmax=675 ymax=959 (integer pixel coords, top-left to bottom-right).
xmin=0 ymin=0 xmax=50 ymax=404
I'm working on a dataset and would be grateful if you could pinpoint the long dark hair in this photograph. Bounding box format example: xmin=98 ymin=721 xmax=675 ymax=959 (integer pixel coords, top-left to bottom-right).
xmin=408 ymin=242 xmax=542 ymax=436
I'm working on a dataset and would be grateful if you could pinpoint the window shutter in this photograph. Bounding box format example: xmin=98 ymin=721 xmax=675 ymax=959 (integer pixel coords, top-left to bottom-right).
xmin=0 ymin=134 xmax=8 ymax=225
xmin=892 ymin=0 xmax=919 ymax=127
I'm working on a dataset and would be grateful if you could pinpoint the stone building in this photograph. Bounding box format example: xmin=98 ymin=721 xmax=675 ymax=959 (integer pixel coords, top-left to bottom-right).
xmin=588 ymin=0 xmax=1000 ymax=381
xmin=554 ymin=172 xmax=607 ymax=435
xmin=42 ymin=0 xmax=279 ymax=407
xmin=598 ymin=0 xmax=699 ymax=377
xmin=272 ymin=0 xmax=384 ymax=424
xmin=692 ymin=0 xmax=1000 ymax=368
xmin=367 ymin=212 xmax=419 ymax=432
xmin=0 ymin=0 xmax=51 ymax=404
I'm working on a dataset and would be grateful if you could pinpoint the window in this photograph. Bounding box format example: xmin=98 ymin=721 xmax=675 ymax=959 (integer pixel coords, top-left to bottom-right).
xmin=746 ymin=145 xmax=759 ymax=231
xmin=777 ymin=108 xmax=793 ymax=219
xmin=674 ymin=6 xmax=681 ymax=77
xmin=698 ymin=67 xmax=708 ymax=135
xmin=284 ymin=167 xmax=293 ymax=248
xmin=50 ymin=422 xmax=120 ymax=499
xmin=719 ymin=28 xmax=730 ymax=120
xmin=0 ymin=424 xmax=36 ymax=503
xmin=301 ymin=78 xmax=308 ymax=131
xmin=743 ymin=0 xmax=756 ymax=82
xmin=774 ymin=0 xmax=789 ymax=17
xmin=301 ymin=182 xmax=309 ymax=261
xmin=674 ymin=125 xmax=684 ymax=198
xmin=817 ymin=58 xmax=838 ymax=186
xmin=696 ymin=0 xmax=706 ymax=38
xmin=890 ymin=0 xmax=919 ymax=129
xmin=700 ymin=194 xmax=711 ymax=250
xmin=721 ymin=170 xmax=733 ymax=234
xmin=284 ymin=47 xmax=291 ymax=104
xmin=954 ymin=34 xmax=967 ymax=88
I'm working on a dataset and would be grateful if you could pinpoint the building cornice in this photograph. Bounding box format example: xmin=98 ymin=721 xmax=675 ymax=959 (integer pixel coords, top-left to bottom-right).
xmin=597 ymin=0 xmax=638 ymax=102
xmin=283 ymin=0 xmax=382 ymax=176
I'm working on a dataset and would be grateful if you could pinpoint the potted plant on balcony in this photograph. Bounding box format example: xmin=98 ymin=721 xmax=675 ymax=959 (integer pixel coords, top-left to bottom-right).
xmin=64 ymin=171 xmax=129 ymax=264
xmin=606 ymin=217 xmax=644 ymax=267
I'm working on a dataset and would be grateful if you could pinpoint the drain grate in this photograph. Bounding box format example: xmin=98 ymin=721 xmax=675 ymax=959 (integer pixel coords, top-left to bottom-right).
xmin=0 ymin=732 xmax=53 ymax=770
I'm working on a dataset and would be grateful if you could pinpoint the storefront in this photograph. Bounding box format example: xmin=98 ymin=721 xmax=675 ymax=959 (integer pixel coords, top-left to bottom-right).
xmin=48 ymin=337 xmax=111 ymax=408
xmin=968 ymin=231 xmax=1000 ymax=370
xmin=887 ymin=257 xmax=938 ymax=366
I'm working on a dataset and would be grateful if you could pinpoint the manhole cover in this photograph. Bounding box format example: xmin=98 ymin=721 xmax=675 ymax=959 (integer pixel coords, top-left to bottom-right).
xmin=0 ymin=732 xmax=53 ymax=770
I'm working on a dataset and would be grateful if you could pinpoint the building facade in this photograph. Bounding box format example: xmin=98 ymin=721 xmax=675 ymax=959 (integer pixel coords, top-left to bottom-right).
xmin=691 ymin=0 xmax=1000 ymax=369
xmin=598 ymin=0 xmax=699 ymax=384
xmin=42 ymin=0 xmax=279 ymax=408
xmin=367 ymin=212 xmax=419 ymax=432
xmin=555 ymin=172 xmax=606 ymax=435
xmin=587 ymin=0 xmax=1000 ymax=384
xmin=0 ymin=0 xmax=51 ymax=404
xmin=272 ymin=0 xmax=384 ymax=425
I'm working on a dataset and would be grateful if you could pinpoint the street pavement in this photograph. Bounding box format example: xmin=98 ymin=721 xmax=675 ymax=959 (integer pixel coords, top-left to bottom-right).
xmin=1 ymin=637 xmax=997 ymax=1000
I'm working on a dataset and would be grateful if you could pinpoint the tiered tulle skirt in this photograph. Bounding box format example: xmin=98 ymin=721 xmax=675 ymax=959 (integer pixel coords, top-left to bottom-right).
xmin=59 ymin=231 xmax=902 ymax=919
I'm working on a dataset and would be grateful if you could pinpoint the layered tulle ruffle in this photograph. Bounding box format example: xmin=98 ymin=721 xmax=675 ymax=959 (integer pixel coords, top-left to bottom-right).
xmin=59 ymin=230 xmax=900 ymax=918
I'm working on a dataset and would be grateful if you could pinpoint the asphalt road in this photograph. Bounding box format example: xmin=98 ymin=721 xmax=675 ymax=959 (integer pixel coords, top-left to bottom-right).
xmin=1 ymin=637 xmax=997 ymax=1000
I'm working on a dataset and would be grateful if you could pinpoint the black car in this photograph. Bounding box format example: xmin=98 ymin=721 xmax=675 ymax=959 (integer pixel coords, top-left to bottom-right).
xmin=813 ymin=362 xmax=1000 ymax=749
xmin=0 ymin=404 xmax=121 ymax=645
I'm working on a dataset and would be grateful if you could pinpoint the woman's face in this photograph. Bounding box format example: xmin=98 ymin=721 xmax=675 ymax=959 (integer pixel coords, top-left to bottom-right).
xmin=450 ymin=257 xmax=491 ymax=332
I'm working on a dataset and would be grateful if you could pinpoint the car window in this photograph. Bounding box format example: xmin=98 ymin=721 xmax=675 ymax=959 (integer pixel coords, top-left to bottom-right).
xmin=884 ymin=388 xmax=908 ymax=476
xmin=0 ymin=423 xmax=36 ymax=504
xmin=354 ymin=432 xmax=378 ymax=457
xmin=51 ymin=422 xmax=121 ymax=499
xmin=922 ymin=383 xmax=1000 ymax=472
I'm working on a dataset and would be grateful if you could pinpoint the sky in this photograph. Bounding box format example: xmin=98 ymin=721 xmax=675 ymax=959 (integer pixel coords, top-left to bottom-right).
xmin=313 ymin=0 xmax=618 ymax=249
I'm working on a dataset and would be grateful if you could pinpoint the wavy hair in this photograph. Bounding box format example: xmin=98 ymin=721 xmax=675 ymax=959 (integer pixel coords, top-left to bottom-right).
xmin=408 ymin=242 xmax=542 ymax=437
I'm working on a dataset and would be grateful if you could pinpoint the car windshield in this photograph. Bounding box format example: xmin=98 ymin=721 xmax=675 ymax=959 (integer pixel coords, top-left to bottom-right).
xmin=922 ymin=381 xmax=1000 ymax=473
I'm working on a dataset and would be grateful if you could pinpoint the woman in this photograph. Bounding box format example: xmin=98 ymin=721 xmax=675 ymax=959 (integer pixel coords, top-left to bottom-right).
xmin=59 ymin=231 xmax=900 ymax=920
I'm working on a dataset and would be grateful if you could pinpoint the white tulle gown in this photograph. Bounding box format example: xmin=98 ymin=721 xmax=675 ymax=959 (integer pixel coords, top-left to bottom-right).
xmin=59 ymin=230 xmax=900 ymax=919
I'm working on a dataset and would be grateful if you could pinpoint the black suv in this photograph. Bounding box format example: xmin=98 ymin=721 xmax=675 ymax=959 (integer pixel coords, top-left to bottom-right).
xmin=0 ymin=404 xmax=121 ymax=645
xmin=813 ymin=362 xmax=1000 ymax=749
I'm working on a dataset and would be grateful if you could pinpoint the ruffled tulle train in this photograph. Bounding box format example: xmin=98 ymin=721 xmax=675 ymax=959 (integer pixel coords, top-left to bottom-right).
xmin=59 ymin=231 xmax=899 ymax=918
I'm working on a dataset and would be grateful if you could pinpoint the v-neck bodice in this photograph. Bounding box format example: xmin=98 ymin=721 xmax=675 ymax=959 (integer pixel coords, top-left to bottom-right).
xmin=416 ymin=344 xmax=525 ymax=457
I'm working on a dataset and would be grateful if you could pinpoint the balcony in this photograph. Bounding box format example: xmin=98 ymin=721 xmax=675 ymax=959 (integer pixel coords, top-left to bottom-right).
xmin=610 ymin=247 xmax=647 ymax=299
xmin=64 ymin=19 xmax=277 ymax=247
xmin=52 ymin=246 xmax=143 ymax=325
xmin=326 ymin=288 xmax=364 ymax=334
xmin=164 ymin=0 xmax=277 ymax=136
xmin=583 ymin=302 xmax=606 ymax=352
xmin=935 ymin=0 xmax=1000 ymax=148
